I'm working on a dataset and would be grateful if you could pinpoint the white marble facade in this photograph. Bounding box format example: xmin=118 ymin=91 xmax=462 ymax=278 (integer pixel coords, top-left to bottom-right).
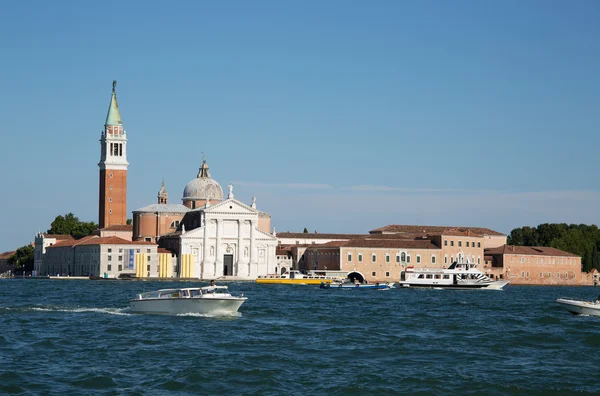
xmin=178 ymin=197 xmax=277 ymax=279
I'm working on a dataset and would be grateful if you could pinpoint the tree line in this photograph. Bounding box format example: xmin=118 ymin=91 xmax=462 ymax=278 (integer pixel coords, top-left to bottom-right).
xmin=507 ymin=223 xmax=600 ymax=272
xmin=6 ymin=213 xmax=98 ymax=273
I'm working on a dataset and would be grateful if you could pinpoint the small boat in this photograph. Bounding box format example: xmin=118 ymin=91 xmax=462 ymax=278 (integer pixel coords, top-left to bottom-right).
xmin=129 ymin=285 xmax=247 ymax=315
xmin=556 ymin=296 xmax=600 ymax=316
xmin=257 ymin=270 xmax=343 ymax=285
xmin=320 ymin=281 xmax=394 ymax=290
xmin=398 ymin=260 xmax=509 ymax=290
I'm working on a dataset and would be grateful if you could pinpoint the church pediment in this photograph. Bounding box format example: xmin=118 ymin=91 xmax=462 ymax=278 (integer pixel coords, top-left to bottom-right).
xmin=204 ymin=198 xmax=258 ymax=215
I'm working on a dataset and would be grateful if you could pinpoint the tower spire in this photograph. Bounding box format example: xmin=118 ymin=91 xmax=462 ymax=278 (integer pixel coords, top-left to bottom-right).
xmin=158 ymin=179 xmax=168 ymax=204
xmin=105 ymin=80 xmax=122 ymax=127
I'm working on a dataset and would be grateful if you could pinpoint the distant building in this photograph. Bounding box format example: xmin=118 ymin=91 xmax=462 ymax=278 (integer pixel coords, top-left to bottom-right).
xmin=369 ymin=224 xmax=507 ymax=249
xmin=276 ymin=232 xmax=367 ymax=246
xmin=41 ymin=235 xmax=160 ymax=278
xmin=92 ymin=225 xmax=133 ymax=241
xmin=0 ymin=250 xmax=16 ymax=274
xmin=484 ymin=245 xmax=582 ymax=285
xmin=34 ymin=233 xmax=75 ymax=275
xmin=158 ymin=187 xmax=278 ymax=279
xmin=301 ymin=229 xmax=487 ymax=282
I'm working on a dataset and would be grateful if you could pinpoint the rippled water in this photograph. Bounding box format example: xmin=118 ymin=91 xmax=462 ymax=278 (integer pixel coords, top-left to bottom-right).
xmin=1 ymin=280 xmax=600 ymax=395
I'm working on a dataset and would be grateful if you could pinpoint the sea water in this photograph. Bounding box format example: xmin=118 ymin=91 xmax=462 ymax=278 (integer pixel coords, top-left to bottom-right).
xmin=1 ymin=280 xmax=599 ymax=395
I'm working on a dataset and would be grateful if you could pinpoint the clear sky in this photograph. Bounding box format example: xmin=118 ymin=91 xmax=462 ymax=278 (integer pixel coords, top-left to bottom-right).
xmin=0 ymin=0 xmax=599 ymax=252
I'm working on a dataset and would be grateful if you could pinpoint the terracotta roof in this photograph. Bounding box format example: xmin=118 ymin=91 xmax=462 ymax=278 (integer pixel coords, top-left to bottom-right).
xmin=100 ymin=225 xmax=133 ymax=231
xmin=43 ymin=234 xmax=75 ymax=240
xmin=305 ymin=241 xmax=349 ymax=249
xmin=484 ymin=245 xmax=579 ymax=258
xmin=48 ymin=235 xmax=97 ymax=248
xmin=437 ymin=229 xmax=483 ymax=237
xmin=276 ymin=247 xmax=292 ymax=255
xmin=343 ymin=239 xmax=439 ymax=249
xmin=0 ymin=251 xmax=16 ymax=260
xmin=47 ymin=236 xmax=155 ymax=248
xmin=277 ymin=232 xmax=367 ymax=240
xmin=369 ymin=225 xmax=505 ymax=236
xmin=361 ymin=233 xmax=426 ymax=240
xmin=158 ymin=248 xmax=174 ymax=254
xmin=76 ymin=236 xmax=156 ymax=246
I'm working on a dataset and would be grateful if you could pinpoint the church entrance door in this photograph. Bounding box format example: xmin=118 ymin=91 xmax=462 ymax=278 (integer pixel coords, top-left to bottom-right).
xmin=223 ymin=255 xmax=233 ymax=276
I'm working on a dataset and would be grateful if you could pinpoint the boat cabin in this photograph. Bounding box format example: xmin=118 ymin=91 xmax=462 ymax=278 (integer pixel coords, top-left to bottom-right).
xmin=136 ymin=286 xmax=231 ymax=300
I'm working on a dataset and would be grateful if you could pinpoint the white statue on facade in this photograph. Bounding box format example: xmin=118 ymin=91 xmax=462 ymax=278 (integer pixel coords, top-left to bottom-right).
xmin=251 ymin=197 xmax=256 ymax=209
xmin=228 ymin=183 xmax=234 ymax=199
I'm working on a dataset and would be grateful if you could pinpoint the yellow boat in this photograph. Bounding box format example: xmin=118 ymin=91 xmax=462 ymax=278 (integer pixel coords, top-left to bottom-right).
xmin=256 ymin=271 xmax=342 ymax=285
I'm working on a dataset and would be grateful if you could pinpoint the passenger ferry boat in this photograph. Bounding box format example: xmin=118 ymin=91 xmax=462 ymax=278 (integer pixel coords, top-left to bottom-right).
xmin=398 ymin=260 xmax=508 ymax=290
xmin=129 ymin=285 xmax=247 ymax=315
xmin=256 ymin=270 xmax=344 ymax=285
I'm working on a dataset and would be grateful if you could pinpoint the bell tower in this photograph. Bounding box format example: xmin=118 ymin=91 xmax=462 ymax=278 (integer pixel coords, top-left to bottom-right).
xmin=98 ymin=80 xmax=128 ymax=229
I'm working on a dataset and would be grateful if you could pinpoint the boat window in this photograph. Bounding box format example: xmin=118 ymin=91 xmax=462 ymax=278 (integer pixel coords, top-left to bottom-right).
xmin=426 ymin=274 xmax=433 ymax=279
xmin=443 ymin=275 xmax=449 ymax=279
xmin=434 ymin=274 xmax=441 ymax=279
xmin=190 ymin=289 xmax=201 ymax=297
xmin=418 ymin=274 xmax=424 ymax=279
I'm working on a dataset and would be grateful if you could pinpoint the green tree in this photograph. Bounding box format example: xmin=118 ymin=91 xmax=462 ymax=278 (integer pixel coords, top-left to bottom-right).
xmin=47 ymin=213 xmax=98 ymax=239
xmin=126 ymin=218 xmax=132 ymax=225
xmin=8 ymin=245 xmax=34 ymax=272
xmin=507 ymin=228 xmax=524 ymax=245
xmin=303 ymin=228 xmax=308 ymax=233
xmin=536 ymin=223 xmax=568 ymax=246
xmin=592 ymin=246 xmax=600 ymax=272
xmin=583 ymin=249 xmax=593 ymax=272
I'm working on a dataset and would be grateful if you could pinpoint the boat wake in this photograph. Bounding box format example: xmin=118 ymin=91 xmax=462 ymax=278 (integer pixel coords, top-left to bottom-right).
xmin=10 ymin=306 xmax=132 ymax=316
xmin=176 ymin=311 xmax=242 ymax=318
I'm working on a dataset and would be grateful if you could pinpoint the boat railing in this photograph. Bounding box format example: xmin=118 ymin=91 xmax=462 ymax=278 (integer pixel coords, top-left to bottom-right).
xmin=406 ymin=267 xmax=446 ymax=273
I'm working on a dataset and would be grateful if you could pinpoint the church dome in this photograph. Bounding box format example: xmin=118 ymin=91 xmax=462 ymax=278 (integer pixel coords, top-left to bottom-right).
xmin=182 ymin=160 xmax=223 ymax=202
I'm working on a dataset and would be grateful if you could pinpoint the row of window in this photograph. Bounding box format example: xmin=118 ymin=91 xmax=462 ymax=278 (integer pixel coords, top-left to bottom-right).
xmin=347 ymin=253 xmax=481 ymax=265
xmin=538 ymin=272 xmax=575 ymax=279
xmin=444 ymin=240 xmax=481 ymax=248
xmin=513 ymin=257 xmax=575 ymax=265
xmin=370 ymin=271 xmax=391 ymax=277
xmin=110 ymin=143 xmax=123 ymax=157
xmin=107 ymin=248 xmax=152 ymax=254
xmin=417 ymin=274 xmax=451 ymax=279
xmin=107 ymin=255 xmax=152 ymax=262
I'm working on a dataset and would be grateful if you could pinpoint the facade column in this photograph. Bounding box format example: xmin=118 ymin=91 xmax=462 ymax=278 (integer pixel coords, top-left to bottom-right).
xmin=215 ymin=219 xmax=222 ymax=277
xmin=237 ymin=220 xmax=243 ymax=276
xmin=249 ymin=219 xmax=257 ymax=277
xmin=202 ymin=220 xmax=210 ymax=279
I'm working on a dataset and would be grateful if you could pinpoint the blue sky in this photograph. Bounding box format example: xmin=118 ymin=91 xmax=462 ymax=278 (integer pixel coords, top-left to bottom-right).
xmin=0 ymin=0 xmax=599 ymax=251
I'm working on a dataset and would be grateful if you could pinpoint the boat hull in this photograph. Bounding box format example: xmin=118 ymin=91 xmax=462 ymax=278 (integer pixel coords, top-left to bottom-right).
xmin=321 ymin=283 xmax=394 ymax=290
xmin=398 ymin=280 xmax=509 ymax=290
xmin=129 ymin=297 xmax=246 ymax=315
xmin=556 ymin=298 xmax=600 ymax=316
xmin=256 ymin=278 xmax=335 ymax=285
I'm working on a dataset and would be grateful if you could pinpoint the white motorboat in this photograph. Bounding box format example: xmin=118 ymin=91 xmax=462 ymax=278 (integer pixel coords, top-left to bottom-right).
xmin=556 ymin=297 xmax=600 ymax=316
xmin=398 ymin=260 xmax=509 ymax=290
xmin=129 ymin=285 xmax=247 ymax=315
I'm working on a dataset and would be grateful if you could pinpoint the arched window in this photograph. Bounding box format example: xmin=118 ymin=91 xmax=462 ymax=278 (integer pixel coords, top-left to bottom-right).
xmin=170 ymin=220 xmax=180 ymax=229
xmin=401 ymin=252 xmax=406 ymax=262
